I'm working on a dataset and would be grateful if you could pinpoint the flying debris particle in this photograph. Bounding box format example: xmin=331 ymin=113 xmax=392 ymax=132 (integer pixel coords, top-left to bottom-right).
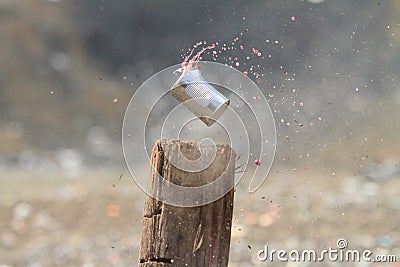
xmin=252 ymin=48 xmax=259 ymax=55
xmin=243 ymin=71 xmax=248 ymax=77
xmin=113 ymin=98 xmax=119 ymax=103
xmin=291 ymin=16 xmax=296 ymax=21
xmin=255 ymin=160 xmax=261 ymax=166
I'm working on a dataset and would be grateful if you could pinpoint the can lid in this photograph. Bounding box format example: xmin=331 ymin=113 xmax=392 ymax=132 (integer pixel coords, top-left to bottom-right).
xmin=173 ymin=67 xmax=205 ymax=88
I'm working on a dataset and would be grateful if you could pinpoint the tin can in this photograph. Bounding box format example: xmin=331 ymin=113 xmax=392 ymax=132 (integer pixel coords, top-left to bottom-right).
xmin=171 ymin=67 xmax=230 ymax=126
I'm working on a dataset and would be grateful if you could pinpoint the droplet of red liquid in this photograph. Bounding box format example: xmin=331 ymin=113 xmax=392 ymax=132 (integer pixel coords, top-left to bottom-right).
xmin=255 ymin=160 xmax=261 ymax=166
xmin=252 ymin=48 xmax=259 ymax=55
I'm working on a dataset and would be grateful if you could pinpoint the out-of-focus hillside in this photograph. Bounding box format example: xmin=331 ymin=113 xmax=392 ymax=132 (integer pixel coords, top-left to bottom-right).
xmin=0 ymin=1 xmax=129 ymax=167
xmin=0 ymin=1 xmax=399 ymax=171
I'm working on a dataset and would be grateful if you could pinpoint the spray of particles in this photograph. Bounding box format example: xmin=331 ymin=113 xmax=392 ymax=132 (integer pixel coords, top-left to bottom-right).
xmin=179 ymin=21 xmax=317 ymax=168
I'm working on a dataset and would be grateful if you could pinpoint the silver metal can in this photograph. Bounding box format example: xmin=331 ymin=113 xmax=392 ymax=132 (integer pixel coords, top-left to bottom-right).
xmin=170 ymin=67 xmax=230 ymax=126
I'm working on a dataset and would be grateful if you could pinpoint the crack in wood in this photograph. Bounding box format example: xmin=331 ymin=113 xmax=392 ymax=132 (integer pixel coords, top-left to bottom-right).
xmin=139 ymin=257 xmax=173 ymax=264
xmin=143 ymin=211 xmax=162 ymax=219
xmin=193 ymin=222 xmax=204 ymax=253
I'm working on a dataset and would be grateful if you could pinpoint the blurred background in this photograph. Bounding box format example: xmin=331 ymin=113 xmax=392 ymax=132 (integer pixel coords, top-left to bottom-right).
xmin=0 ymin=0 xmax=399 ymax=266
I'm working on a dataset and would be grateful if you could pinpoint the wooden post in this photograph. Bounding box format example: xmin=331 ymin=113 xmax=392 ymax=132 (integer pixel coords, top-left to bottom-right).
xmin=138 ymin=139 xmax=235 ymax=267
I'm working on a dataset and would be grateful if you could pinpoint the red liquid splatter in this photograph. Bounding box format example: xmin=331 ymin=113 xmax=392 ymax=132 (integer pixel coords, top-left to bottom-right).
xmin=180 ymin=28 xmax=274 ymax=83
xmin=181 ymin=42 xmax=216 ymax=74
xmin=255 ymin=160 xmax=261 ymax=166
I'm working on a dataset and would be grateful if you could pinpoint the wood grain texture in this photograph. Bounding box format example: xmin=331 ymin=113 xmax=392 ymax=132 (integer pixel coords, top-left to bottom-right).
xmin=138 ymin=139 xmax=235 ymax=267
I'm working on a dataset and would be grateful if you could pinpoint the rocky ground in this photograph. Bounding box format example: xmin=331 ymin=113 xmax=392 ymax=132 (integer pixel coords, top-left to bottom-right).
xmin=0 ymin=163 xmax=399 ymax=266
